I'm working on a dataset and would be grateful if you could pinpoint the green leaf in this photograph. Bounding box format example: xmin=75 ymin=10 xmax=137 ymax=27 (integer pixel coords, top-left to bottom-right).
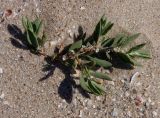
xmin=88 ymin=80 xmax=105 ymax=95
xmin=116 ymin=35 xmax=127 ymax=47
xmin=22 ymin=17 xmax=28 ymax=30
xmin=27 ymin=29 xmax=39 ymax=50
xmin=80 ymin=76 xmax=92 ymax=93
xmin=90 ymin=71 xmax=112 ymax=81
xmin=101 ymin=21 xmax=113 ymax=35
xmin=120 ymin=33 xmax=140 ymax=47
xmin=92 ymin=81 xmax=105 ymax=94
xmin=26 ymin=30 xmax=32 ymax=46
xmin=92 ymin=18 xmax=102 ymax=43
xmin=117 ymin=52 xmax=135 ymax=65
xmin=27 ymin=18 xmax=34 ymax=32
xmin=32 ymin=18 xmax=42 ymax=35
xmin=127 ymin=43 xmax=146 ymax=53
xmin=88 ymin=80 xmax=101 ymax=95
xmin=69 ymin=40 xmax=82 ymax=51
xmin=87 ymin=56 xmax=112 ymax=68
xmin=128 ymin=50 xmax=151 ymax=59
xmin=38 ymin=32 xmax=47 ymax=47
xmin=111 ymin=34 xmax=127 ymax=47
xmin=101 ymin=38 xmax=114 ymax=47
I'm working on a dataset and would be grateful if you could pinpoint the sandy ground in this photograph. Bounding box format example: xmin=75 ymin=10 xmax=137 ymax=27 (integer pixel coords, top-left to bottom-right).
xmin=0 ymin=0 xmax=160 ymax=118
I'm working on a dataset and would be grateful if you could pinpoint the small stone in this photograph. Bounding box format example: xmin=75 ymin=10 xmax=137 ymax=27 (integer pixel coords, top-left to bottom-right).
xmin=58 ymin=104 xmax=62 ymax=108
xmin=87 ymin=100 xmax=92 ymax=107
xmin=127 ymin=111 xmax=132 ymax=117
xmin=145 ymin=102 xmax=150 ymax=108
xmin=73 ymin=99 xmax=77 ymax=106
xmin=148 ymin=98 xmax=152 ymax=103
xmin=79 ymin=110 xmax=83 ymax=117
xmin=139 ymin=112 xmax=144 ymax=116
xmin=111 ymin=108 xmax=119 ymax=117
xmin=62 ymin=99 xmax=66 ymax=103
xmin=80 ymin=6 xmax=85 ymax=10
xmin=125 ymin=91 xmax=130 ymax=97
xmin=67 ymin=30 xmax=73 ymax=38
xmin=120 ymin=79 xmax=125 ymax=83
xmin=135 ymin=82 xmax=142 ymax=86
xmin=0 ymin=68 xmax=3 ymax=74
xmin=96 ymin=96 xmax=101 ymax=101
xmin=151 ymin=102 xmax=155 ymax=105
xmin=49 ymin=41 xmax=57 ymax=47
xmin=152 ymin=111 xmax=157 ymax=117
xmin=108 ymin=81 xmax=115 ymax=86
xmin=3 ymin=101 xmax=10 ymax=106
xmin=135 ymin=95 xmax=143 ymax=106
xmin=72 ymin=25 xmax=76 ymax=29
xmin=93 ymin=105 xmax=96 ymax=108
xmin=144 ymin=92 xmax=148 ymax=97
xmin=94 ymin=112 xmax=97 ymax=115
xmin=0 ymin=92 xmax=5 ymax=99
xmin=112 ymin=98 xmax=116 ymax=102
xmin=4 ymin=9 xmax=12 ymax=17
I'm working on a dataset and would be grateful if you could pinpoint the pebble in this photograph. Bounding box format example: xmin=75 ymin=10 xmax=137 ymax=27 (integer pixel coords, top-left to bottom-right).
xmin=135 ymin=95 xmax=143 ymax=106
xmin=80 ymin=6 xmax=85 ymax=10
xmin=112 ymin=98 xmax=116 ymax=102
xmin=73 ymin=99 xmax=77 ymax=107
xmin=152 ymin=111 xmax=157 ymax=117
xmin=125 ymin=91 xmax=130 ymax=97
xmin=87 ymin=100 xmax=92 ymax=107
xmin=108 ymin=81 xmax=115 ymax=86
xmin=120 ymin=79 xmax=125 ymax=83
xmin=135 ymin=82 xmax=142 ymax=86
xmin=96 ymin=96 xmax=101 ymax=101
xmin=111 ymin=108 xmax=119 ymax=117
xmin=148 ymin=98 xmax=152 ymax=103
xmin=0 ymin=92 xmax=5 ymax=99
xmin=67 ymin=29 xmax=73 ymax=38
xmin=79 ymin=110 xmax=83 ymax=117
xmin=151 ymin=102 xmax=155 ymax=105
xmin=93 ymin=105 xmax=96 ymax=108
xmin=49 ymin=41 xmax=57 ymax=47
xmin=145 ymin=98 xmax=152 ymax=108
xmin=127 ymin=111 xmax=132 ymax=117
xmin=0 ymin=68 xmax=3 ymax=74
xmin=3 ymin=101 xmax=10 ymax=106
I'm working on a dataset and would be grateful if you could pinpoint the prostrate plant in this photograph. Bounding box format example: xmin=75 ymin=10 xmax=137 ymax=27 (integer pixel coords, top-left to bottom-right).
xmin=22 ymin=16 xmax=46 ymax=54
xmin=51 ymin=16 xmax=151 ymax=95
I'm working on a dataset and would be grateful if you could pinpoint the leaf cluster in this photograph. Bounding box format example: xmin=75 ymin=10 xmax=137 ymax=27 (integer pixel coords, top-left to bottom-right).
xmin=22 ymin=17 xmax=46 ymax=53
xmin=52 ymin=16 xmax=151 ymax=95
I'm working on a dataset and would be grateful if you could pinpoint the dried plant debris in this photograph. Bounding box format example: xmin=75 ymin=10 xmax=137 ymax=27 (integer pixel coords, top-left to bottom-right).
xmin=50 ymin=15 xmax=151 ymax=95
xmin=22 ymin=16 xmax=47 ymax=54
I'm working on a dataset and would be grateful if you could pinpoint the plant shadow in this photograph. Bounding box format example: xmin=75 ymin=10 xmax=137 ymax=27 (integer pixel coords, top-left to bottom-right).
xmin=7 ymin=24 xmax=29 ymax=50
xmin=41 ymin=56 xmax=90 ymax=103
xmin=110 ymin=53 xmax=134 ymax=70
